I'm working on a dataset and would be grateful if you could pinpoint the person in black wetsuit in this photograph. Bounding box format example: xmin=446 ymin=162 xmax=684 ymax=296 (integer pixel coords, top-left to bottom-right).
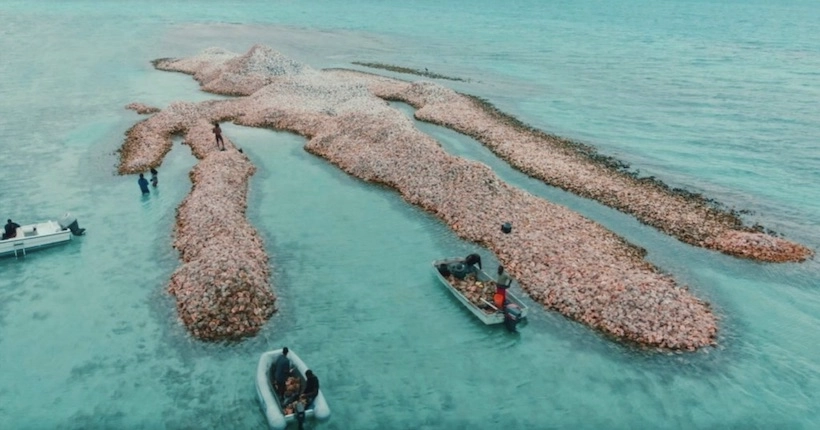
xmin=288 ymin=369 xmax=319 ymax=430
xmin=3 ymin=219 xmax=21 ymax=240
xmin=302 ymin=369 xmax=320 ymax=406
xmin=494 ymin=265 xmax=512 ymax=309
xmin=464 ymin=253 xmax=482 ymax=273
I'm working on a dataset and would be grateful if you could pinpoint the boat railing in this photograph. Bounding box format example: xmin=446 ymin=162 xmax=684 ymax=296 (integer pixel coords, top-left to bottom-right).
xmin=480 ymin=298 xmax=499 ymax=312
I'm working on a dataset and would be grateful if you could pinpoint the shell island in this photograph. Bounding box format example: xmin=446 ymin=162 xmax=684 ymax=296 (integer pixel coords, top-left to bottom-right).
xmin=118 ymin=45 xmax=812 ymax=351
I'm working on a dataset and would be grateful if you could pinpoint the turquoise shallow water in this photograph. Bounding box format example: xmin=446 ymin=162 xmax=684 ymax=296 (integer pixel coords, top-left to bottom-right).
xmin=1 ymin=1 xmax=819 ymax=429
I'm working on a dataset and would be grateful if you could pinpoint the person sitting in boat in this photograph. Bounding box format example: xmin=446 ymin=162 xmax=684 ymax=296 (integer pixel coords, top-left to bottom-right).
xmin=302 ymin=369 xmax=320 ymax=406
xmin=494 ymin=265 xmax=512 ymax=309
xmin=272 ymin=347 xmax=291 ymax=400
xmin=2 ymin=219 xmax=21 ymax=240
xmin=464 ymin=253 xmax=482 ymax=273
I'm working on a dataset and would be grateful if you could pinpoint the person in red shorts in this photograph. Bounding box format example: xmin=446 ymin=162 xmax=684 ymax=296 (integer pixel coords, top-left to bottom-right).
xmin=494 ymin=265 xmax=512 ymax=309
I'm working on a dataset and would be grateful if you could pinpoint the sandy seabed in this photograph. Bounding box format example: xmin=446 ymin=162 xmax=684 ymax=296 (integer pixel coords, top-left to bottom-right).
xmin=119 ymin=45 xmax=811 ymax=350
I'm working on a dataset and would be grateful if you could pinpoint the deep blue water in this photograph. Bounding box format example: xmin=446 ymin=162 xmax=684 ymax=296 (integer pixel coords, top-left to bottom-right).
xmin=1 ymin=1 xmax=818 ymax=428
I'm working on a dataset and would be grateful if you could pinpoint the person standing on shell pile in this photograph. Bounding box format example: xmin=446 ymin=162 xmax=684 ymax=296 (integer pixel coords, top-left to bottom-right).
xmin=212 ymin=122 xmax=225 ymax=151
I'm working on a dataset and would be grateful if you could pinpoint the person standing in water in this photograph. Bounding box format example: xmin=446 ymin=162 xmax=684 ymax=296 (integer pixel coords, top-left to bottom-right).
xmin=138 ymin=173 xmax=150 ymax=195
xmin=212 ymin=122 xmax=225 ymax=151
xmin=150 ymin=168 xmax=158 ymax=187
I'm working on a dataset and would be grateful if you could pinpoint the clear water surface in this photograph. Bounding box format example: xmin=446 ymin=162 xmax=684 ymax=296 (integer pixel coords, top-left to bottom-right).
xmin=1 ymin=1 xmax=818 ymax=429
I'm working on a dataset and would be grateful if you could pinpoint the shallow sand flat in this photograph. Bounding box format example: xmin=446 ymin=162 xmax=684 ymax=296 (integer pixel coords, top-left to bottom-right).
xmin=118 ymin=45 xmax=727 ymax=349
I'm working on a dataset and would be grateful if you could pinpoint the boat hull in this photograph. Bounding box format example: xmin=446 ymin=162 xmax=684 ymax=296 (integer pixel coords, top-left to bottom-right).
xmin=256 ymin=349 xmax=330 ymax=430
xmin=432 ymin=258 xmax=528 ymax=325
xmin=0 ymin=221 xmax=72 ymax=258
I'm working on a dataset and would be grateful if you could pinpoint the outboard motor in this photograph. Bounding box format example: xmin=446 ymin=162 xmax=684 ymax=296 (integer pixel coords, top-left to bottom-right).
xmin=295 ymin=401 xmax=306 ymax=430
xmin=58 ymin=212 xmax=86 ymax=236
xmin=503 ymin=303 xmax=523 ymax=332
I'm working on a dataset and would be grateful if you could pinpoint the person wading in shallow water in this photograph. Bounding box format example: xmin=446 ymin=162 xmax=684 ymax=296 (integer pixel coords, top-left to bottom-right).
xmin=138 ymin=173 xmax=150 ymax=195
xmin=150 ymin=168 xmax=158 ymax=187
xmin=212 ymin=122 xmax=225 ymax=151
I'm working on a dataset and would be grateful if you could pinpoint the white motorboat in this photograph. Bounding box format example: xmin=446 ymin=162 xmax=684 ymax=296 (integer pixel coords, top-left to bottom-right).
xmin=0 ymin=213 xmax=85 ymax=258
xmin=256 ymin=348 xmax=330 ymax=430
